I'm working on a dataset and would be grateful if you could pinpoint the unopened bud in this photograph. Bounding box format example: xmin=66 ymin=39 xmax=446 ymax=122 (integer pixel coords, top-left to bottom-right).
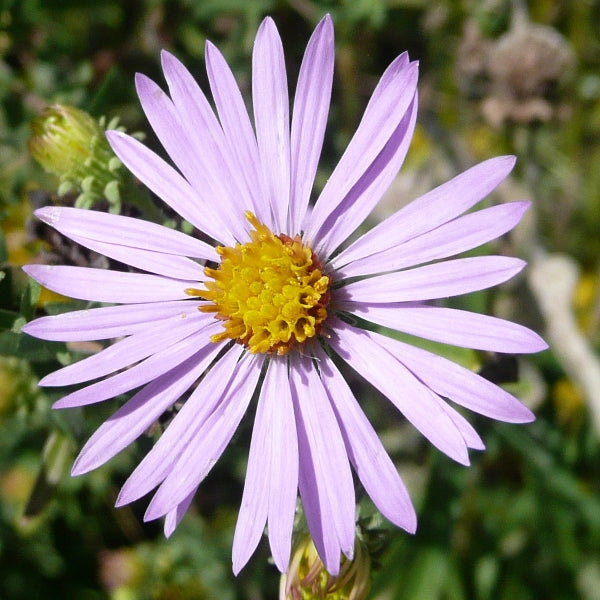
xmin=28 ymin=104 xmax=127 ymax=211
xmin=280 ymin=537 xmax=371 ymax=600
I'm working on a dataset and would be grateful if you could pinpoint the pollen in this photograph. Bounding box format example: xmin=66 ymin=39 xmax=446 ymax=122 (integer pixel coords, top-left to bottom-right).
xmin=188 ymin=212 xmax=330 ymax=355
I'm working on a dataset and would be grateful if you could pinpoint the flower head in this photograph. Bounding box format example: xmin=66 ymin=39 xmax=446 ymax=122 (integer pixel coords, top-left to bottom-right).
xmin=22 ymin=15 xmax=547 ymax=576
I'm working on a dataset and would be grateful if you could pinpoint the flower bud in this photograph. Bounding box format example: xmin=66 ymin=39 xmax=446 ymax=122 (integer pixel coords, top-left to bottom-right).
xmin=28 ymin=104 xmax=126 ymax=211
xmin=280 ymin=537 xmax=371 ymax=600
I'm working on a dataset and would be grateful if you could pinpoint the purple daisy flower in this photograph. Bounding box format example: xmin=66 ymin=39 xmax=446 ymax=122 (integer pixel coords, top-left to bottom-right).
xmin=23 ymin=15 xmax=546 ymax=575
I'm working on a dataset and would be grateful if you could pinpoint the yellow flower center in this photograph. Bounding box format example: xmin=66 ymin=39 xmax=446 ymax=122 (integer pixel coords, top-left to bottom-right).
xmin=188 ymin=212 xmax=330 ymax=355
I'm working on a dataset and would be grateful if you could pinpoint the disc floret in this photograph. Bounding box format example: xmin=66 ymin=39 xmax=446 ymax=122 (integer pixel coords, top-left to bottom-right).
xmin=194 ymin=213 xmax=330 ymax=355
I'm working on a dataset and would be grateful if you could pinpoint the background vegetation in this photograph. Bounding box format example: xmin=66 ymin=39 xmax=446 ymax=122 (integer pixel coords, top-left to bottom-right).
xmin=1 ymin=0 xmax=600 ymax=598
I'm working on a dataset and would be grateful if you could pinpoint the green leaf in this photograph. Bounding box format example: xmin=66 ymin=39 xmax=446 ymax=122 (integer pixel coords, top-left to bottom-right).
xmin=20 ymin=278 xmax=41 ymax=322
xmin=0 ymin=330 xmax=64 ymax=361
xmin=24 ymin=431 xmax=74 ymax=518
xmin=399 ymin=546 xmax=451 ymax=599
xmin=0 ymin=308 xmax=21 ymax=330
xmin=475 ymin=555 xmax=500 ymax=600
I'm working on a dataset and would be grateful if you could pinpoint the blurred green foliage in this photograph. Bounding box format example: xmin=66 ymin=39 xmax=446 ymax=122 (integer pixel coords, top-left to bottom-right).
xmin=1 ymin=0 xmax=600 ymax=598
